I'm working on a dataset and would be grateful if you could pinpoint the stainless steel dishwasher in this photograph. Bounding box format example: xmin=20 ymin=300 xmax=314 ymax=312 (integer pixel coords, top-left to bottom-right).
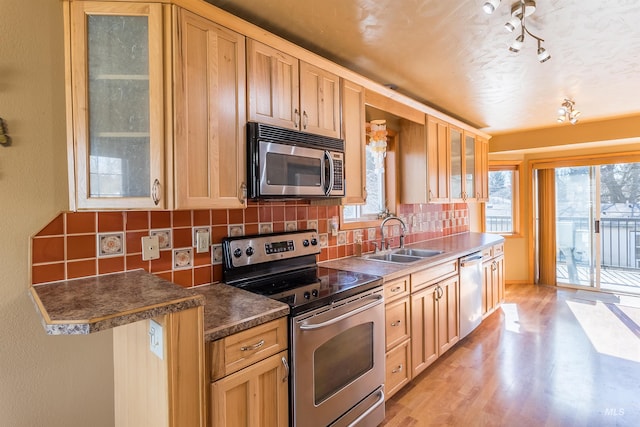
xmin=459 ymin=252 xmax=483 ymax=338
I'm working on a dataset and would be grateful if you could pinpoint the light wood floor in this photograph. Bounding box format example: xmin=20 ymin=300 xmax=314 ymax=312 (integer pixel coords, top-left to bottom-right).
xmin=381 ymin=284 xmax=640 ymax=426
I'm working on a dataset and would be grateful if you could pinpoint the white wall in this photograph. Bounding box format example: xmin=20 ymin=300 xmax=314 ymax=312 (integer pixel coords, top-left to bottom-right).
xmin=0 ymin=1 xmax=114 ymax=425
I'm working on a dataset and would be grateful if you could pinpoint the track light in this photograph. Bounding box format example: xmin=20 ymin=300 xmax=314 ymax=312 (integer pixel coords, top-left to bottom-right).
xmin=484 ymin=0 xmax=550 ymax=63
xmin=557 ymin=99 xmax=580 ymax=125
xmin=483 ymin=0 xmax=501 ymax=14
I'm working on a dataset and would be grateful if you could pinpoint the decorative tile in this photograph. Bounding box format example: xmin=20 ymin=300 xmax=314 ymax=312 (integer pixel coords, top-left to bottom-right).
xmin=97 ymin=232 xmax=124 ymax=257
xmin=353 ymin=229 xmax=363 ymax=243
xmin=192 ymin=226 xmax=211 ymax=246
xmin=259 ymin=223 xmax=273 ymax=234
xmin=173 ymin=248 xmax=193 ymax=270
xmin=150 ymin=228 xmax=172 ymax=250
xmin=285 ymin=221 xmax=297 ymax=232
xmin=228 ymin=224 xmax=244 ymax=237
xmin=367 ymin=227 xmax=377 ymax=241
xmin=337 ymin=231 xmax=347 ymax=245
xmin=211 ymin=244 xmax=223 ymax=265
xmin=307 ymin=219 xmax=318 ymax=231
xmin=319 ymin=233 xmax=329 ymax=248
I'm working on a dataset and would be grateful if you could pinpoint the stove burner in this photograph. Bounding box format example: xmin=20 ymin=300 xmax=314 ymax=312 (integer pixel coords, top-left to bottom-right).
xmin=337 ymin=273 xmax=358 ymax=285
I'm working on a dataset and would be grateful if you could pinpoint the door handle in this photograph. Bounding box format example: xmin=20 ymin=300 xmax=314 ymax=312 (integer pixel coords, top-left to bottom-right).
xmin=323 ymin=151 xmax=335 ymax=196
xmin=299 ymin=294 xmax=383 ymax=330
xmin=281 ymin=356 xmax=289 ymax=382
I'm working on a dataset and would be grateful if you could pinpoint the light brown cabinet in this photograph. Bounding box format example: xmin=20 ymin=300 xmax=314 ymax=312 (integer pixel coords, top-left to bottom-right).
xmin=410 ymin=260 xmax=459 ymax=377
xmin=450 ymin=126 xmax=478 ymax=202
xmin=66 ymin=1 xmax=166 ymax=210
xmin=341 ymin=79 xmax=367 ymax=204
xmin=208 ymin=318 xmax=289 ymax=427
xmin=399 ymin=119 xmax=428 ymax=204
xmin=427 ymin=116 xmax=450 ymax=203
xmin=247 ymin=39 xmax=340 ymax=138
xmin=475 ymin=136 xmax=489 ymax=201
xmin=383 ymin=275 xmax=412 ymax=398
xmin=173 ymin=8 xmax=247 ymax=209
xmin=482 ymin=243 xmax=505 ymax=318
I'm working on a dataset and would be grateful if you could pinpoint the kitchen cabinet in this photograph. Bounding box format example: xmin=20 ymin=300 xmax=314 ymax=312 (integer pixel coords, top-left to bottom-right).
xmin=247 ymin=39 xmax=340 ymax=138
xmin=341 ymin=79 xmax=367 ymax=204
xmin=410 ymin=260 xmax=459 ymax=377
xmin=66 ymin=1 xmax=166 ymax=210
xmin=399 ymin=119 xmax=428 ymax=204
xmin=482 ymin=243 xmax=505 ymax=318
xmin=475 ymin=136 xmax=489 ymax=201
xmin=208 ymin=318 xmax=288 ymax=427
xmin=427 ymin=115 xmax=450 ymax=203
xmin=173 ymin=8 xmax=247 ymax=209
xmin=450 ymin=126 xmax=477 ymax=202
xmin=383 ymin=275 xmax=411 ymax=398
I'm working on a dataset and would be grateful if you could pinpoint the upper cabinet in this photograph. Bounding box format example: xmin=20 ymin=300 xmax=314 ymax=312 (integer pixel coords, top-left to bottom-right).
xmin=247 ymin=40 xmax=340 ymax=138
xmin=450 ymin=126 xmax=477 ymax=202
xmin=475 ymin=136 xmax=489 ymax=201
xmin=341 ymin=80 xmax=367 ymax=204
xmin=67 ymin=1 xmax=166 ymax=210
xmin=173 ymin=8 xmax=247 ymax=209
xmin=426 ymin=116 xmax=450 ymax=203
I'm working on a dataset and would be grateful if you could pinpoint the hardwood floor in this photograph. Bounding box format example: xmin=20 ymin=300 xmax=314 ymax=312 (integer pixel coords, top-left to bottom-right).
xmin=381 ymin=284 xmax=640 ymax=426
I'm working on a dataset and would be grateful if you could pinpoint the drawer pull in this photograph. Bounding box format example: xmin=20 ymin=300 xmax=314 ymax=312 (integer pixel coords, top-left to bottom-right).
xmin=240 ymin=339 xmax=265 ymax=352
xmin=392 ymin=364 xmax=403 ymax=373
xmin=281 ymin=356 xmax=289 ymax=382
xmin=391 ymin=320 xmax=401 ymax=327
xmin=390 ymin=286 xmax=402 ymax=293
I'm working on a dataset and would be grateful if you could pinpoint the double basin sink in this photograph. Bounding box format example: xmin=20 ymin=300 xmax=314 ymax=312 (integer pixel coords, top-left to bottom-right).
xmin=362 ymin=248 xmax=444 ymax=264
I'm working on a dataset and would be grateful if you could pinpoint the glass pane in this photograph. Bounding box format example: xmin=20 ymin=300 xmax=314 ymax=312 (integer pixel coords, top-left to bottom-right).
xmin=87 ymin=15 xmax=150 ymax=198
xmin=486 ymin=170 xmax=513 ymax=232
xmin=313 ymin=322 xmax=373 ymax=404
xmin=265 ymin=152 xmax=322 ymax=187
xmin=555 ymin=166 xmax=594 ymax=287
xmin=344 ymin=145 xmax=385 ymax=221
xmin=450 ymin=129 xmax=462 ymax=198
xmin=465 ymin=135 xmax=475 ymax=194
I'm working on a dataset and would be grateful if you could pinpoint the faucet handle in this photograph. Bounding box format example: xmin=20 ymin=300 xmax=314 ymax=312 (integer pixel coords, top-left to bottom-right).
xmin=372 ymin=242 xmax=378 ymax=254
xmin=399 ymin=235 xmax=405 ymax=248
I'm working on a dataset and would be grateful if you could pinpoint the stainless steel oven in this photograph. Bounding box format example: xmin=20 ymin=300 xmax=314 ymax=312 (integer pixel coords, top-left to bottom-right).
xmin=246 ymin=122 xmax=345 ymax=199
xmin=223 ymin=230 xmax=385 ymax=427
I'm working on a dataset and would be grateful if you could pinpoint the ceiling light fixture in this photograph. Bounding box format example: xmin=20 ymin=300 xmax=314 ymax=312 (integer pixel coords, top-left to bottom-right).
xmin=484 ymin=0 xmax=550 ymax=63
xmin=557 ymin=99 xmax=580 ymax=124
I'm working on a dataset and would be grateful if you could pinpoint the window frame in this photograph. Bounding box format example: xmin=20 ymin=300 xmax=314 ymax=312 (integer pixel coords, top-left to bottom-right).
xmin=484 ymin=161 xmax=522 ymax=236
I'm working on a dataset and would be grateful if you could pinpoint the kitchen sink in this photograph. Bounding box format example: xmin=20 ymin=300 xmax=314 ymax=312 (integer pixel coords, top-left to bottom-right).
xmin=364 ymin=253 xmax=423 ymax=263
xmin=391 ymin=248 xmax=443 ymax=258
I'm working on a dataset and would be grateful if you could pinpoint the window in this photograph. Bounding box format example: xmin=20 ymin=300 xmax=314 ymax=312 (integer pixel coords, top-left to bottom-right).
xmin=485 ymin=163 xmax=520 ymax=234
xmin=343 ymin=144 xmax=386 ymax=221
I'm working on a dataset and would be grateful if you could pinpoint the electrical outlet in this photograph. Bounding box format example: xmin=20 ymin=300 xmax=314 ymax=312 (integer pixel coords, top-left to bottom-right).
xmin=141 ymin=235 xmax=160 ymax=261
xmin=196 ymin=230 xmax=210 ymax=253
xmin=149 ymin=319 xmax=163 ymax=360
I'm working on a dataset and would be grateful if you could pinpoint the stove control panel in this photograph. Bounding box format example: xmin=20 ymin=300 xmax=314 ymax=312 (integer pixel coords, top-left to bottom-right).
xmin=223 ymin=230 xmax=321 ymax=268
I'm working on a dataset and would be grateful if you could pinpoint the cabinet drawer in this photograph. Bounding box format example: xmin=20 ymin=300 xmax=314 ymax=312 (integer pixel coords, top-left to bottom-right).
xmin=411 ymin=260 xmax=458 ymax=292
xmin=493 ymin=243 xmax=504 ymax=257
xmin=209 ymin=317 xmax=287 ymax=381
xmin=385 ymin=339 xmax=411 ymax=398
xmin=385 ymin=297 xmax=411 ymax=351
xmin=482 ymin=247 xmax=493 ymax=258
xmin=384 ymin=275 xmax=410 ymax=302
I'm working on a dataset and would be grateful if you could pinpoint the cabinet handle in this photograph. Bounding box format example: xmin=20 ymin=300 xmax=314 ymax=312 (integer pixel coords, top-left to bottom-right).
xmin=281 ymin=356 xmax=289 ymax=382
xmin=294 ymin=108 xmax=300 ymax=127
xmin=302 ymin=110 xmax=308 ymax=129
xmin=392 ymin=364 xmax=403 ymax=374
xmin=363 ymin=186 xmax=368 ymax=201
xmin=391 ymin=320 xmax=401 ymax=327
xmin=492 ymin=260 xmax=497 ymax=271
xmin=152 ymin=179 xmax=161 ymax=206
xmin=390 ymin=286 xmax=402 ymax=293
xmin=240 ymin=339 xmax=265 ymax=352
xmin=238 ymin=182 xmax=247 ymax=205
xmin=428 ymin=189 xmax=434 ymax=201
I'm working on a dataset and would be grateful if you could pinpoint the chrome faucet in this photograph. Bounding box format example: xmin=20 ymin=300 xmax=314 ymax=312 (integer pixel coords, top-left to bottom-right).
xmin=380 ymin=215 xmax=407 ymax=250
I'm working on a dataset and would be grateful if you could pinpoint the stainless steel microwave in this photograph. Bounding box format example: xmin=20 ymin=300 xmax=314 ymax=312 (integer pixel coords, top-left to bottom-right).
xmin=247 ymin=122 xmax=345 ymax=199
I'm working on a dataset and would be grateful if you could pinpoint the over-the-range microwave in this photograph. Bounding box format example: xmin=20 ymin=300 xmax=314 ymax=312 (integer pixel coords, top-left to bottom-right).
xmin=246 ymin=122 xmax=345 ymax=199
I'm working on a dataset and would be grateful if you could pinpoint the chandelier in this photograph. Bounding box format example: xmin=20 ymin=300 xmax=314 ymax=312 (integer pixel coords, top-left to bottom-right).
xmin=483 ymin=0 xmax=550 ymax=63
xmin=367 ymin=120 xmax=388 ymax=172
xmin=557 ymin=99 xmax=580 ymax=124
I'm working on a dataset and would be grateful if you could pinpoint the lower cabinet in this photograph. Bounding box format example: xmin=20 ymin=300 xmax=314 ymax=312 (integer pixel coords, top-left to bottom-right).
xmin=383 ymin=275 xmax=411 ymax=399
xmin=208 ymin=318 xmax=288 ymax=427
xmin=482 ymin=243 xmax=505 ymax=318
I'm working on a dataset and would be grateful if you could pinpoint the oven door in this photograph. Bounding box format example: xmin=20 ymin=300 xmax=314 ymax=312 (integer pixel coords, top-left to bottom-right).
xmin=259 ymin=140 xmax=336 ymax=197
xmin=291 ymin=289 xmax=385 ymax=427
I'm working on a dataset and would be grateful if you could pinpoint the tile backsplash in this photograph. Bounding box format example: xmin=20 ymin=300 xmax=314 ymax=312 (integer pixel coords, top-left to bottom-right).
xmin=31 ymin=201 xmax=468 ymax=287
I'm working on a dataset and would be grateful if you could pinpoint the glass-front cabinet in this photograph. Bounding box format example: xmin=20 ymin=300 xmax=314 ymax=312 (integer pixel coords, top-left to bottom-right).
xmin=68 ymin=2 xmax=165 ymax=209
xmin=450 ymin=126 xmax=477 ymax=202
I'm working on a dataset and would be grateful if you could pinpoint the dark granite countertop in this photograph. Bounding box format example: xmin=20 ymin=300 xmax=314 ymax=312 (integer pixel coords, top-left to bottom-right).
xmin=194 ymin=283 xmax=289 ymax=342
xmin=30 ymin=269 xmax=205 ymax=335
xmin=320 ymin=232 xmax=504 ymax=281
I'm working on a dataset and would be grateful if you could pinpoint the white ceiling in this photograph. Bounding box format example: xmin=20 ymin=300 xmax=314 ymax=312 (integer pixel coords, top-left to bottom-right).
xmin=205 ymin=0 xmax=640 ymax=135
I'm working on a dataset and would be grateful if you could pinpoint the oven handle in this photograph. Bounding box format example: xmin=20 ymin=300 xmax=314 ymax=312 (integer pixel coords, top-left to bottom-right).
xmin=347 ymin=388 xmax=385 ymax=427
xmin=299 ymin=294 xmax=383 ymax=330
xmin=323 ymin=150 xmax=335 ymax=196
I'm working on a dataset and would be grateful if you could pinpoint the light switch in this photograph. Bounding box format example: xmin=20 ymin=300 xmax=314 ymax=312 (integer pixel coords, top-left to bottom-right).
xmin=196 ymin=230 xmax=210 ymax=253
xmin=149 ymin=319 xmax=163 ymax=360
xmin=142 ymin=235 xmax=160 ymax=261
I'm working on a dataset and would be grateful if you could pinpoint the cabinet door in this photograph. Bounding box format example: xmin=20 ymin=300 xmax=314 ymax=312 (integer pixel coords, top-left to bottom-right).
xmin=385 ymin=339 xmax=411 ymax=399
xmin=341 ymin=79 xmax=366 ymax=204
xmin=399 ymin=119 xmax=427 ymax=204
xmin=475 ymin=136 xmax=489 ymax=201
xmin=437 ymin=275 xmax=459 ymax=355
xmin=481 ymin=259 xmax=493 ymax=317
xmin=174 ymin=9 xmax=246 ymax=209
xmin=69 ymin=1 xmax=165 ymax=209
xmin=299 ymin=61 xmax=340 ymax=138
xmin=247 ymin=40 xmax=299 ymax=130
xmin=493 ymin=255 xmax=505 ymax=305
xmin=463 ymin=132 xmax=476 ymax=201
xmin=427 ymin=116 xmax=450 ymax=202
xmin=385 ymin=297 xmax=411 ymax=351
xmin=211 ymin=351 xmax=289 ymax=427
xmin=449 ymin=125 xmax=463 ymax=201
xmin=411 ymin=285 xmax=438 ymax=376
